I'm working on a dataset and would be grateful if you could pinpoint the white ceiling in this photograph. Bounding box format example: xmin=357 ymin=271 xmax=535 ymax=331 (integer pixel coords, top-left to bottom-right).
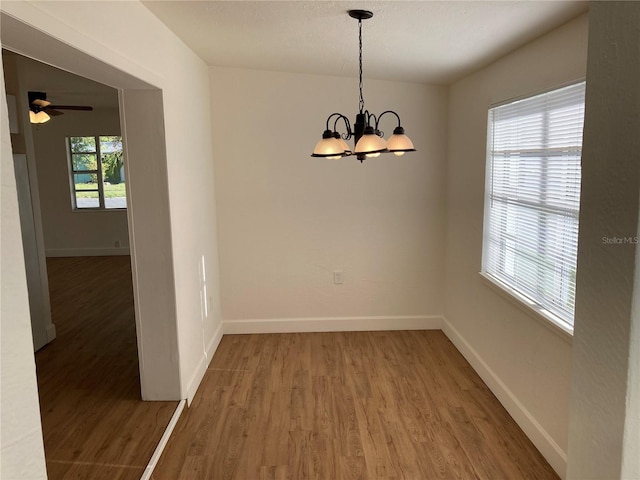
xmin=142 ymin=0 xmax=588 ymax=85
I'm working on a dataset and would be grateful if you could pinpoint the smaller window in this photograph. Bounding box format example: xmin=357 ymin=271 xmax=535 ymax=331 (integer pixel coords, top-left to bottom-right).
xmin=68 ymin=136 xmax=126 ymax=210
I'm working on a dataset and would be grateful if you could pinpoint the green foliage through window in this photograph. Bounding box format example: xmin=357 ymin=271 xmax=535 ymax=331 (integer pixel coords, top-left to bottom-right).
xmin=68 ymin=135 xmax=126 ymax=209
xmin=100 ymin=136 xmax=124 ymax=184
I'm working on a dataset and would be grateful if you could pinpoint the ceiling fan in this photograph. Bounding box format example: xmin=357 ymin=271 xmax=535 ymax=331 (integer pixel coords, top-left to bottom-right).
xmin=28 ymin=91 xmax=93 ymax=124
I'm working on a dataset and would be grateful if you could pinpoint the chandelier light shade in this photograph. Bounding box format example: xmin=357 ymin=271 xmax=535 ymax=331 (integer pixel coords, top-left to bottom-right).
xmin=386 ymin=126 xmax=416 ymax=156
xmin=310 ymin=10 xmax=416 ymax=162
xmin=312 ymin=130 xmax=348 ymax=159
xmin=354 ymin=126 xmax=387 ymax=156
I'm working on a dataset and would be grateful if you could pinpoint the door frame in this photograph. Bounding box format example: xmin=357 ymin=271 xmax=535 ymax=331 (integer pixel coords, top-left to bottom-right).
xmin=12 ymin=152 xmax=49 ymax=351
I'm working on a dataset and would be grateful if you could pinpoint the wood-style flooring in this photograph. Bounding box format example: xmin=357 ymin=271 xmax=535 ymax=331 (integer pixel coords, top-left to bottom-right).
xmin=38 ymin=256 xmax=178 ymax=480
xmin=154 ymin=331 xmax=559 ymax=480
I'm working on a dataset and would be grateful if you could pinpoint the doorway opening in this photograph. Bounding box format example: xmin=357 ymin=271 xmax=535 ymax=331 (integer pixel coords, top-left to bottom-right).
xmin=2 ymin=11 xmax=183 ymax=477
xmin=2 ymin=49 xmax=179 ymax=478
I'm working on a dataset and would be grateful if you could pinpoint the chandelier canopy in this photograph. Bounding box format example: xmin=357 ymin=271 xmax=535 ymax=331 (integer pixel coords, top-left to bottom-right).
xmin=311 ymin=10 xmax=416 ymax=162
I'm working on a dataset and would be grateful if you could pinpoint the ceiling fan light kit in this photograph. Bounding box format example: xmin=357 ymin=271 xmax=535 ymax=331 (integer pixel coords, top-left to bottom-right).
xmin=311 ymin=10 xmax=416 ymax=162
xmin=29 ymin=109 xmax=51 ymax=124
xmin=28 ymin=91 xmax=93 ymax=124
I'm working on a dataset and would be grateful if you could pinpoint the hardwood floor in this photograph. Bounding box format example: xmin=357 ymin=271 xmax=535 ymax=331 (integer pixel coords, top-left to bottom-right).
xmin=38 ymin=256 xmax=178 ymax=480
xmin=38 ymin=259 xmax=559 ymax=479
xmin=154 ymin=331 xmax=559 ymax=480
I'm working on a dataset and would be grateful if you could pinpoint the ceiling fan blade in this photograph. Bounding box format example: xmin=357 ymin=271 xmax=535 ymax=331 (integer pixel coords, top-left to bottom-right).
xmin=32 ymin=99 xmax=51 ymax=108
xmin=47 ymin=109 xmax=65 ymax=117
xmin=47 ymin=105 xmax=93 ymax=111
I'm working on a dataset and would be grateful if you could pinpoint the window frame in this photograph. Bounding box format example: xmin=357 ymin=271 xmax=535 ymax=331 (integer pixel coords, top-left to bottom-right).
xmin=66 ymin=135 xmax=126 ymax=211
xmin=481 ymin=81 xmax=586 ymax=338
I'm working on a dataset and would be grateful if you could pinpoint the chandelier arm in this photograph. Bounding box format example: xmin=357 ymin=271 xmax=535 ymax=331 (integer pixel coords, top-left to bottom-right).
xmin=324 ymin=112 xmax=348 ymax=131
xmin=332 ymin=114 xmax=353 ymax=139
xmin=364 ymin=111 xmax=378 ymax=129
xmin=374 ymin=110 xmax=402 ymax=131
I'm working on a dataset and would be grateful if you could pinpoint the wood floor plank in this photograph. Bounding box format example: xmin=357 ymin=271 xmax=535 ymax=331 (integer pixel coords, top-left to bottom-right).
xmin=38 ymin=256 xmax=178 ymax=480
xmin=154 ymin=330 xmax=559 ymax=479
xmin=354 ymin=399 xmax=399 ymax=479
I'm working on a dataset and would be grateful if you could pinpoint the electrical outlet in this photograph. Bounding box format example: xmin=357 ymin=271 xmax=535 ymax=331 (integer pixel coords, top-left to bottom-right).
xmin=333 ymin=271 xmax=344 ymax=285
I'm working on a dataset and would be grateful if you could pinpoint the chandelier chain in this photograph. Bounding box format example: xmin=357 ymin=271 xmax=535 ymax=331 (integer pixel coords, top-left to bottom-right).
xmin=358 ymin=18 xmax=365 ymax=114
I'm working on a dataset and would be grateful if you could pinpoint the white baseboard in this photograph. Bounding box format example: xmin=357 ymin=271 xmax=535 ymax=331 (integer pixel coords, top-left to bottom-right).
xmin=45 ymin=323 xmax=56 ymax=342
xmin=206 ymin=322 xmax=224 ymax=360
xmin=223 ymin=315 xmax=443 ymax=334
xmin=46 ymin=247 xmax=130 ymax=257
xmin=185 ymin=321 xmax=224 ymax=405
xmin=441 ymin=316 xmax=567 ymax=479
xmin=141 ymin=399 xmax=185 ymax=480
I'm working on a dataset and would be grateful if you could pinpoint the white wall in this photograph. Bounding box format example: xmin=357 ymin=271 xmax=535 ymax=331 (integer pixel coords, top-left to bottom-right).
xmin=11 ymin=52 xmax=129 ymax=257
xmin=5 ymin=50 xmax=129 ymax=256
xmin=31 ymin=107 xmax=129 ymax=256
xmin=567 ymin=3 xmax=640 ymax=479
xmin=1 ymin=54 xmax=48 ymax=480
xmin=443 ymin=14 xmax=588 ymax=477
xmin=210 ymin=67 xmax=447 ymax=330
xmin=1 ymin=0 xmax=222 ymax=413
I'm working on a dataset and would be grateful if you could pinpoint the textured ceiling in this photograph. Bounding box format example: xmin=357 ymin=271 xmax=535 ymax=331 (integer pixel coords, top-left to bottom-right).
xmin=142 ymin=0 xmax=588 ymax=85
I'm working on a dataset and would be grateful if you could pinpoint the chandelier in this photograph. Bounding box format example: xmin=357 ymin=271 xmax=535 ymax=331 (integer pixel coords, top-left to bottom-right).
xmin=311 ymin=10 xmax=416 ymax=162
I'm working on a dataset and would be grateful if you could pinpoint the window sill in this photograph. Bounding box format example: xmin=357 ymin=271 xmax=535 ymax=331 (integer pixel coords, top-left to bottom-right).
xmin=479 ymin=272 xmax=573 ymax=344
xmin=72 ymin=208 xmax=127 ymax=213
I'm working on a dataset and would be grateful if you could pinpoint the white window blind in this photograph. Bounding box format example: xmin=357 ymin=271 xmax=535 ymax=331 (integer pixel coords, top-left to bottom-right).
xmin=483 ymin=82 xmax=585 ymax=330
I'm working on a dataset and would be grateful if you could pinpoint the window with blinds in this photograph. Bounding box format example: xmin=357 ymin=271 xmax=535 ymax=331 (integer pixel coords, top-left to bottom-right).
xmin=482 ymin=82 xmax=585 ymax=332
